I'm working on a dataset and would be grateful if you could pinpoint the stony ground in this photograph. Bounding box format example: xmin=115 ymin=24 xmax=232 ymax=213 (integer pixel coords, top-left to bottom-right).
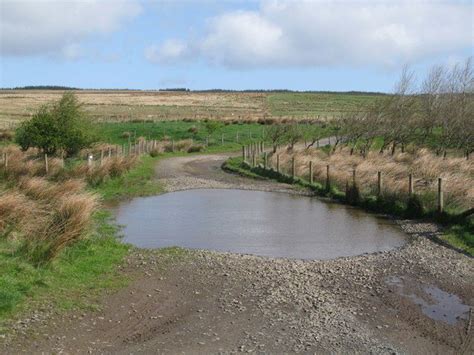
xmin=2 ymin=153 xmax=473 ymax=354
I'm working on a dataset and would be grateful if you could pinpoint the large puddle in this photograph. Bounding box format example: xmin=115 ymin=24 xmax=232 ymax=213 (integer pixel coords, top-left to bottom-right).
xmin=114 ymin=189 xmax=408 ymax=260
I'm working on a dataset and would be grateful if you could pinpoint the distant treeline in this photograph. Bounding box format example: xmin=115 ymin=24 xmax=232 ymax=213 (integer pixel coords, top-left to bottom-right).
xmin=1 ymin=85 xmax=80 ymax=90
xmin=1 ymin=86 xmax=386 ymax=95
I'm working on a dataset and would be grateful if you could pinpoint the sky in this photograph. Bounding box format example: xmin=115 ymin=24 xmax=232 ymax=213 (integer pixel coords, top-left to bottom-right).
xmin=0 ymin=0 xmax=473 ymax=92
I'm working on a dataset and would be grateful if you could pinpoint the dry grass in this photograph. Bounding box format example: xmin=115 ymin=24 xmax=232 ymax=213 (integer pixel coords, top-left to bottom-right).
xmin=0 ymin=90 xmax=268 ymax=127
xmin=0 ymin=145 xmax=138 ymax=263
xmin=271 ymin=147 xmax=474 ymax=211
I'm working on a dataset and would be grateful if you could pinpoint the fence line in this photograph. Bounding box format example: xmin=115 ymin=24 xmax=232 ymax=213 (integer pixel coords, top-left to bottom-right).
xmin=241 ymin=147 xmax=448 ymax=213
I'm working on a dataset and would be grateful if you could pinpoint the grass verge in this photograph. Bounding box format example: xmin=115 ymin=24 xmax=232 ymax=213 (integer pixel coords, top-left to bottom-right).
xmin=0 ymin=211 xmax=129 ymax=329
xmin=92 ymin=155 xmax=163 ymax=201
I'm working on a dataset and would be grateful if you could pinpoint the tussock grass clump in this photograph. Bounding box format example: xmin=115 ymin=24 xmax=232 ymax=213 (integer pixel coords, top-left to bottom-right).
xmin=1 ymin=178 xmax=98 ymax=265
xmin=0 ymin=145 xmax=137 ymax=264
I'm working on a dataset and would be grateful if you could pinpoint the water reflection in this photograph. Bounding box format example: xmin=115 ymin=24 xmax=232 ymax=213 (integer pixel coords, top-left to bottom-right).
xmin=114 ymin=189 xmax=407 ymax=260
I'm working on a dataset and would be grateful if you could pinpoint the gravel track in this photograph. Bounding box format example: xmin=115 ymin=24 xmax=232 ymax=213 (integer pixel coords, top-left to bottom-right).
xmin=2 ymin=153 xmax=473 ymax=354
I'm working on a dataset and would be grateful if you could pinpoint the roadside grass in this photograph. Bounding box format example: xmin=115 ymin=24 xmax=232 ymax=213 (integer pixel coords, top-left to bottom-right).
xmin=0 ymin=211 xmax=129 ymax=329
xmin=440 ymin=222 xmax=474 ymax=256
xmin=223 ymin=156 xmax=474 ymax=257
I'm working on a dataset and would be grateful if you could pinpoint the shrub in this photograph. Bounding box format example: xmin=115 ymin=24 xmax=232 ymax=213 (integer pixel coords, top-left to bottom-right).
xmin=187 ymin=144 xmax=205 ymax=153
xmin=406 ymin=194 xmax=425 ymax=218
xmin=149 ymin=149 xmax=161 ymax=157
xmin=15 ymin=92 xmax=96 ymax=156
xmin=346 ymin=184 xmax=361 ymax=205
xmin=0 ymin=129 xmax=14 ymax=142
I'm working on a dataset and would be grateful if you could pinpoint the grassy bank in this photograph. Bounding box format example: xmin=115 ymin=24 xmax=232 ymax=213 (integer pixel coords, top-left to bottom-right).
xmin=0 ymin=211 xmax=129 ymax=329
xmin=223 ymin=157 xmax=473 ymax=256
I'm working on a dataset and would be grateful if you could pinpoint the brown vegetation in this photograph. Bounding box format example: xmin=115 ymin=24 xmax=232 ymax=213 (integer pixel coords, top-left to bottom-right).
xmin=0 ymin=145 xmax=137 ymax=263
xmin=271 ymin=146 xmax=473 ymax=211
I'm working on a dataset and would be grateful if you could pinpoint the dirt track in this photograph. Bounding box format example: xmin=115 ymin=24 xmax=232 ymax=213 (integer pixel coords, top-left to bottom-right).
xmin=2 ymin=153 xmax=473 ymax=354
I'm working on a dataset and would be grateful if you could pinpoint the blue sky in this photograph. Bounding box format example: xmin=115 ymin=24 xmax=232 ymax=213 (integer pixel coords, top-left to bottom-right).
xmin=1 ymin=0 xmax=472 ymax=92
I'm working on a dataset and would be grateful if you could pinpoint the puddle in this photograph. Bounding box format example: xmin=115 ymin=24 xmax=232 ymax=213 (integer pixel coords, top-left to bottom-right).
xmin=113 ymin=189 xmax=407 ymax=260
xmin=386 ymin=276 xmax=471 ymax=325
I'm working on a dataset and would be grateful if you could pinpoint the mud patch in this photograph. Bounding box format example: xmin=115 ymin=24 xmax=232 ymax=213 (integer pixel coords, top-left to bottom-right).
xmin=386 ymin=276 xmax=471 ymax=325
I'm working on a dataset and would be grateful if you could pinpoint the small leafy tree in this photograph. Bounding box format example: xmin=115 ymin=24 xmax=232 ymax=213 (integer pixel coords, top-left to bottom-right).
xmin=284 ymin=123 xmax=303 ymax=150
xmin=16 ymin=92 xmax=96 ymax=156
xmin=203 ymin=120 xmax=223 ymax=142
xmin=266 ymin=124 xmax=287 ymax=152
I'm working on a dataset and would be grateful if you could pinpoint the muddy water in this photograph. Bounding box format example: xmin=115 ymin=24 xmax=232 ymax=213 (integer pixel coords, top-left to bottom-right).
xmin=114 ymin=189 xmax=408 ymax=260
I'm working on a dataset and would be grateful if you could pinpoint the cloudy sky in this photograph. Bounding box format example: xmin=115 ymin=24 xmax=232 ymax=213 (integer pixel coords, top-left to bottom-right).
xmin=0 ymin=0 xmax=472 ymax=91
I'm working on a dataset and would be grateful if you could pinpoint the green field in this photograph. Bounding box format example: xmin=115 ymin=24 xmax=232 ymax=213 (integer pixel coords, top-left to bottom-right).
xmin=98 ymin=121 xmax=271 ymax=146
xmin=267 ymin=92 xmax=382 ymax=118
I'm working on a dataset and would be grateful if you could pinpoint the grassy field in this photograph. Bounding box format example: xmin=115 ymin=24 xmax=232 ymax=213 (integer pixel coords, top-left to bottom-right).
xmin=0 ymin=90 xmax=383 ymax=128
xmin=97 ymin=120 xmax=268 ymax=146
xmin=267 ymin=92 xmax=381 ymax=118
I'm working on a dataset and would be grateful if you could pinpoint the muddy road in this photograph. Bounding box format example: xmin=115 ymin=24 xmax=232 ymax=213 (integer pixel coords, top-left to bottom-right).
xmin=2 ymin=153 xmax=473 ymax=354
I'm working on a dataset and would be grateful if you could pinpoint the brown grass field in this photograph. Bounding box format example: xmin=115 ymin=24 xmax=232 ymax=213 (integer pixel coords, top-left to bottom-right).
xmin=0 ymin=90 xmax=381 ymax=128
xmin=0 ymin=90 xmax=267 ymax=127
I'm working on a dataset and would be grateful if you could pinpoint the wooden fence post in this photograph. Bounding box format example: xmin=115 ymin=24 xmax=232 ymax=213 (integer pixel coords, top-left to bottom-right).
xmin=44 ymin=154 xmax=49 ymax=174
xmin=171 ymin=140 xmax=175 ymax=152
xmin=292 ymin=157 xmax=296 ymax=179
xmin=252 ymin=152 xmax=256 ymax=167
xmin=100 ymin=150 xmax=104 ymax=165
xmin=408 ymin=173 xmax=414 ymax=196
xmin=377 ymin=171 xmax=382 ymax=196
xmin=242 ymin=146 xmax=246 ymax=162
xmin=438 ymin=178 xmax=444 ymax=213
xmin=276 ymin=154 xmax=280 ymax=173
xmin=326 ymin=165 xmax=330 ymax=190
xmin=221 ymin=133 xmax=224 ymax=145
xmin=264 ymin=152 xmax=268 ymax=169
xmin=309 ymin=161 xmax=313 ymax=184
xmin=236 ymin=132 xmax=239 ymax=143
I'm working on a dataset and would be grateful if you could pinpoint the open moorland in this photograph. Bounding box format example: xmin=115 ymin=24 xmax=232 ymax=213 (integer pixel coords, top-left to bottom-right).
xmin=0 ymin=90 xmax=382 ymax=128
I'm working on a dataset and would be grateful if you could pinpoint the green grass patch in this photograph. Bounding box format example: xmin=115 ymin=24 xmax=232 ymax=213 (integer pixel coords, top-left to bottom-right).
xmin=440 ymin=222 xmax=474 ymax=256
xmin=267 ymin=92 xmax=382 ymax=117
xmin=0 ymin=211 xmax=129 ymax=328
xmin=97 ymin=121 xmax=269 ymax=146
xmin=92 ymin=155 xmax=164 ymax=201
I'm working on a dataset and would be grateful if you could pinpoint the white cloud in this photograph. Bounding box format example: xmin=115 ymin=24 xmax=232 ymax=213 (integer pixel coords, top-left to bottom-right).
xmin=0 ymin=0 xmax=141 ymax=57
xmin=60 ymin=43 xmax=83 ymax=61
xmin=144 ymin=39 xmax=189 ymax=64
xmin=147 ymin=0 xmax=473 ymax=68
